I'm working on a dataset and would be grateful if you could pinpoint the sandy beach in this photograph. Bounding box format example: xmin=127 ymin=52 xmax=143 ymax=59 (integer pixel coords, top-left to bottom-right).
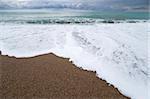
xmin=0 ymin=53 xmax=129 ymax=99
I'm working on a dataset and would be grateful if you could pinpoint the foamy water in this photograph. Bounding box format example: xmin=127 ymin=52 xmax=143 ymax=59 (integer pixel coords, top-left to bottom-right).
xmin=0 ymin=22 xmax=149 ymax=99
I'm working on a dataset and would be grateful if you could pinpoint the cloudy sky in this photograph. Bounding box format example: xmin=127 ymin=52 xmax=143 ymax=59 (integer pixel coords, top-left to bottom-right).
xmin=0 ymin=0 xmax=149 ymax=12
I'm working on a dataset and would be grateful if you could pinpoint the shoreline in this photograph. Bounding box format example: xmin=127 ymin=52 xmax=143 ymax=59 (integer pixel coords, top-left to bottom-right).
xmin=0 ymin=53 xmax=130 ymax=99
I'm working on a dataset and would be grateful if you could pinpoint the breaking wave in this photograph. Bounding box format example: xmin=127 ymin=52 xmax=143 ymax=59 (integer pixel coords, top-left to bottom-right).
xmin=0 ymin=18 xmax=148 ymax=25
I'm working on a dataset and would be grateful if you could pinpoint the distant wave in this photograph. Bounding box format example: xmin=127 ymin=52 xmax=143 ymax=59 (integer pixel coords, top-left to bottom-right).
xmin=0 ymin=18 xmax=148 ymax=24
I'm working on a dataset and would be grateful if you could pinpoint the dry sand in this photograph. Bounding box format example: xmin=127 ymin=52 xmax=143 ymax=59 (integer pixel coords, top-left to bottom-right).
xmin=0 ymin=53 xmax=130 ymax=99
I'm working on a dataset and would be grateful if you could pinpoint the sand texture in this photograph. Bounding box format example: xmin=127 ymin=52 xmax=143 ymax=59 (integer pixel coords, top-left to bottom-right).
xmin=0 ymin=53 xmax=129 ymax=99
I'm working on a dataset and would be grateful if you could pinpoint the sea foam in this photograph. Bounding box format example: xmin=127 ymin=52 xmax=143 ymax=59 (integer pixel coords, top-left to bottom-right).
xmin=0 ymin=22 xmax=149 ymax=99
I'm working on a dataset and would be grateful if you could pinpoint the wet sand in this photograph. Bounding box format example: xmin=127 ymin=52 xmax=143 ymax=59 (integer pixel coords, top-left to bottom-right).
xmin=0 ymin=53 xmax=129 ymax=99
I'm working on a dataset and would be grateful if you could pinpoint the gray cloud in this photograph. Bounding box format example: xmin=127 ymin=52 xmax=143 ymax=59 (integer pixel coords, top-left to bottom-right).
xmin=0 ymin=0 xmax=149 ymax=12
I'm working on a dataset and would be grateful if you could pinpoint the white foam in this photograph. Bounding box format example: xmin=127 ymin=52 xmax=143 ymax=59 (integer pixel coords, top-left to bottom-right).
xmin=0 ymin=22 xmax=149 ymax=99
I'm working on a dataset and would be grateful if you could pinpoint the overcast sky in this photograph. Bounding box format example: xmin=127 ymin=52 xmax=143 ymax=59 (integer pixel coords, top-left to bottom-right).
xmin=0 ymin=0 xmax=149 ymax=12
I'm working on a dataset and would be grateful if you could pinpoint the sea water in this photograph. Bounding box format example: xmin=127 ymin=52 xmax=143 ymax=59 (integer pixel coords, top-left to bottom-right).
xmin=0 ymin=9 xmax=149 ymax=99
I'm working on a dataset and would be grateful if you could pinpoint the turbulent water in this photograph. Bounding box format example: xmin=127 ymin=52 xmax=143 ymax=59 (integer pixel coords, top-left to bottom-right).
xmin=0 ymin=9 xmax=149 ymax=99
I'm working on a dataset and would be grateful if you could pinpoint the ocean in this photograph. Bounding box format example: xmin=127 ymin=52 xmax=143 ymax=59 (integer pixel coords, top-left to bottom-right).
xmin=0 ymin=9 xmax=149 ymax=25
xmin=0 ymin=9 xmax=149 ymax=99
